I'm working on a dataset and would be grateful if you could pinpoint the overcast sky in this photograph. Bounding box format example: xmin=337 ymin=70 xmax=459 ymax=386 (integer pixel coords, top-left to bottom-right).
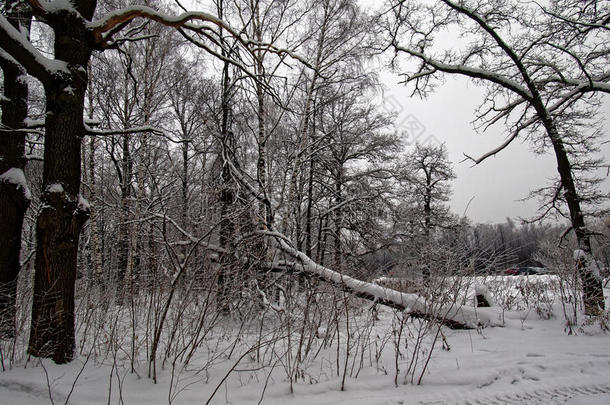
xmin=353 ymin=0 xmax=610 ymax=225
xmin=379 ymin=73 xmax=610 ymax=224
xmin=186 ymin=0 xmax=608 ymax=225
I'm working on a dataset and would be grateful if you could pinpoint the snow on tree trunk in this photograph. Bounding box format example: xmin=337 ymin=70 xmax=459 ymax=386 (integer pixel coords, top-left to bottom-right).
xmin=574 ymin=249 xmax=605 ymax=315
xmin=272 ymin=233 xmax=499 ymax=329
xmin=474 ymin=284 xmax=495 ymax=308
xmin=28 ymin=18 xmax=93 ymax=363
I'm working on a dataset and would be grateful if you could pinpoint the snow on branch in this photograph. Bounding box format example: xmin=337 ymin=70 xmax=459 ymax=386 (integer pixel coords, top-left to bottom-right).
xmin=1 ymin=119 xmax=149 ymax=137
xmin=91 ymin=6 xmax=226 ymax=33
xmin=89 ymin=5 xmax=314 ymax=70
xmin=0 ymin=125 xmax=44 ymax=136
xmin=89 ymin=6 xmax=237 ymax=46
xmin=83 ymin=124 xmax=165 ymax=137
xmin=542 ymin=75 xmax=610 ymax=95
xmin=0 ymin=15 xmax=68 ymax=84
xmin=0 ymin=119 xmax=45 ymax=135
xmin=393 ymin=45 xmax=533 ymax=101
xmin=536 ymin=4 xmax=610 ymax=32
xmin=263 ymin=230 xmax=500 ymax=330
xmin=439 ymin=0 xmax=541 ymax=98
xmin=220 ymin=137 xmax=499 ymax=329
xmin=464 ymin=75 xmax=610 ymax=166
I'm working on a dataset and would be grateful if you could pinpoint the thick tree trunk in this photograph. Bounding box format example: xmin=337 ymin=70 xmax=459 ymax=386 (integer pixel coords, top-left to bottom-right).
xmin=544 ymin=121 xmax=605 ymax=315
xmin=553 ymin=137 xmax=605 ymax=315
xmin=0 ymin=3 xmax=32 ymax=339
xmin=0 ymin=172 xmax=29 ymax=338
xmin=28 ymin=25 xmax=91 ymax=364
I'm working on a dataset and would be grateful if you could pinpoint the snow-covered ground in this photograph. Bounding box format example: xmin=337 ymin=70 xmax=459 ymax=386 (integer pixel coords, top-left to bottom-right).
xmin=1 ymin=278 xmax=609 ymax=405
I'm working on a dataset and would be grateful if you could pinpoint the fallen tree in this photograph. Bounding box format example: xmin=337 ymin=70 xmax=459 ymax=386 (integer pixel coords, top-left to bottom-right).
xmin=262 ymin=231 xmax=500 ymax=330
xmin=156 ymin=207 xmax=499 ymax=330
xmin=218 ymin=136 xmax=501 ymax=330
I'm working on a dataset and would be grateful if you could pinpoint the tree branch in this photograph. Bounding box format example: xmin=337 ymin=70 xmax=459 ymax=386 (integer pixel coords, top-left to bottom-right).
xmin=83 ymin=124 xmax=165 ymax=137
xmin=264 ymin=229 xmax=499 ymax=329
xmin=392 ymin=44 xmax=533 ymax=101
xmin=0 ymin=15 xmax=65 ymax=84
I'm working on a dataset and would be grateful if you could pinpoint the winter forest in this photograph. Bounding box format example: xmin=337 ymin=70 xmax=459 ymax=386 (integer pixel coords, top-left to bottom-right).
xmin=0 ymin=0 xmax=609 ymax=404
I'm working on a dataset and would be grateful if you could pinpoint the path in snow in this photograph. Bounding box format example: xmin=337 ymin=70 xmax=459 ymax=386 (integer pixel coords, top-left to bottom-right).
xmin=455 ymin=383 xmax=610 ymax=405
xmin=0 ymin=379 xmax=66 ymax=404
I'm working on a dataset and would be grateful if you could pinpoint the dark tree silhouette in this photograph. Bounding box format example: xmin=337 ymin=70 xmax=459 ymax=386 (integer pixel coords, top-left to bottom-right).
xmin=387 ymin=0 xmax=608 ymax=315
xmin=0 ymin=0 xmax=31 ymax=338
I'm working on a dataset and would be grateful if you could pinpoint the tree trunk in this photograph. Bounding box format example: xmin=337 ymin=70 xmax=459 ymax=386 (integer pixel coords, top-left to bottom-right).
xmin=531 ymin=91 xmax=605 ymax=314
xmin=116 ymin=133 xmax=132 ymax=302
xmin=0 ymin=63 xmax=30 ymax=339
xmin=88 ymin=130 xmax=104 ymax=288
xmin=0 ymin=174 xmax=29 ymax=339
xmin=422 ymin=178 xmax=432 ymax=285
xmin=274 ymin=234 xmax=495 ymax=330
xmin=28 ymin=24 xmax=91 ymax=364
xmin=216 ymin=24 xmax=236 ymax=311
xmin=333 ymin=168 xmax=343 ymax=270
xmin=181 ymin=137 xmax=189 ymax=243
xmin=543 ymin=118 xmax=605 ymax=315
xmin=305 ymin=149 xmax=315 ymax=258
xmin=0 ymin=3 xmax=32 ymax=339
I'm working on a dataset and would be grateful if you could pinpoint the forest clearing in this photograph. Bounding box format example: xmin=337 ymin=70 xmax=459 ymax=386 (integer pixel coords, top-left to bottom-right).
xmin=1 ymin=0 xmax=609 ymax=403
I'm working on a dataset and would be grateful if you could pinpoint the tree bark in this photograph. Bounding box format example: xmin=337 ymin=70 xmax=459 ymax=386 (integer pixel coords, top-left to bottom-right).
xmin=216 ymin=4 xmax=236 ymax=311
xmin=541 ymin=115 xmax=605 ymax=315
xmin=0 ymin=4 xmax=31 ymax=339
xmin=87 ymin=122 xmax=104 ymax=288
xmin=116 ymin=133 xmax=132 ymax=302
xmin=28 ymin=18 xmax=92 ymax=364
xmin=333 ymin=167 xmax=343 ymax=270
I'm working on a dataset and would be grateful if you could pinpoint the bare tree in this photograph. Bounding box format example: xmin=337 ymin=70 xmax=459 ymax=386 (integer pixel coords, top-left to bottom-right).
xmin=316 ymin=82 xmax=398 ymax=270
xmin=0 ymin=0 xmax=300 ymax=363
xmin=284 ymin=0 xmax=374 ymax=240
xmin=386 ymin=0 xmax=609 ymax=315
xmin=394 ymin=142 xmax=456 ymax=283
xmin=402 ymin=142 xmax=455 ymax=235
xmin=92 ymin=20 xmax=179 ymax=300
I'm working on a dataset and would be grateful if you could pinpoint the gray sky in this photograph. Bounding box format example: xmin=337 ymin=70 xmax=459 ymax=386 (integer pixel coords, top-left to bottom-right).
xmin=379 ymin=73 xmax=610 ymax=224
xmin=186 ymin=0 xmax=608 ymax=224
